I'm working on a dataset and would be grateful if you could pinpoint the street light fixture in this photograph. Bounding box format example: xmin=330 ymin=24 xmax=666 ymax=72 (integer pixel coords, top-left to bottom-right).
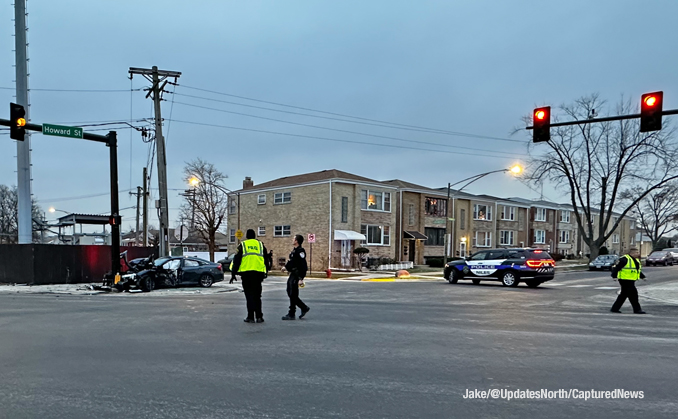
xmin=48 ymin=207 xmax=70 ymax=215
xmin=444 ymin=164 xmax=523 ymax=264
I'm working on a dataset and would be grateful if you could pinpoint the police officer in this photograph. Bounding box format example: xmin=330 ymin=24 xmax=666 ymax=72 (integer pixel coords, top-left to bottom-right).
xmin=231 ymin=229 xmax=270 ymax=323
xmin=610 ymin=247 xmax=646 ymax=314
xmin=282 ymin=234 xmax=310 ymax=320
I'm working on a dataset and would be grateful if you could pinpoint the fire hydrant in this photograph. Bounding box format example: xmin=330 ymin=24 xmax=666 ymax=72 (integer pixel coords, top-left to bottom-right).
xmin=325 ymin=269 xmax=332 ymax=278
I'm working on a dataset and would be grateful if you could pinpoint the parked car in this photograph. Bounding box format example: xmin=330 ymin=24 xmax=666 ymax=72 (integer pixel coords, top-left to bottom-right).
xmin=443 ymin=248 xmax=555 ymax=288
xmin=588 ymin=255 xmax=619 ymax=270
xmin=661 ymin=248 xmax=678 ymax=263
xmin=646 ymin=251 xmax=674 ymax=266
xmin=118 ymin=256 xmax=224 ymax=292
xmin=217 ymin=256 xmax=234 ymax=272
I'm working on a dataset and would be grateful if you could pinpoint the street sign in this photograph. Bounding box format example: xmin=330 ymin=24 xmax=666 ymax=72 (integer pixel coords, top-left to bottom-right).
xmin=235 ymin=229 xmax=244 ymax=240
xmin=174 ymin=225 xmax=189 ymax=242
xmin=42 ymin=123 xmax=83 ymax=139
xmin=308 ymin=233 xmax=316 ymax=243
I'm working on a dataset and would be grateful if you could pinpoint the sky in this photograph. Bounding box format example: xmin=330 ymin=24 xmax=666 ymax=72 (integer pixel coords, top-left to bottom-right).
xmin=1 ymin=0 xmax=677 ymax=232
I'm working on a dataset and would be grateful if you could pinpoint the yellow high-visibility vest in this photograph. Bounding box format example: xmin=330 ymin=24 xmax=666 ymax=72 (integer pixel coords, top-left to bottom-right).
xmin=238 ymin=239 xmax=266 ymax=273
xmin=618 ymin=255 xmax=641 ymax=280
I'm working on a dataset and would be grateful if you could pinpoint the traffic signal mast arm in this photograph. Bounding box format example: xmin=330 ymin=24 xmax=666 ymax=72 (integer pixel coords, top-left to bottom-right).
xmin=526 ymin=109 xmax=678 ymax=130
xmin=0 ymin=118 xmax=110 ymax=143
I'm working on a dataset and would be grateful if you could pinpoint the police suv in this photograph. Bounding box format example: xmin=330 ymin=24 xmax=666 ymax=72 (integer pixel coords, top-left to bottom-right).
xmin=443 ymin=248 xmax=555 ymax=288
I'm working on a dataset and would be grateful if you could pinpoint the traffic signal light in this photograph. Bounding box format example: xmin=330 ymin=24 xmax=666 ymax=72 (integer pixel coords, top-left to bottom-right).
xmin=10 ymin=102 xmax=26 ymax=141
xmin=640 ymin=91 xmax=663 ymax=132
xmin=108 ymin=215 xmax=121 ymax=226
xmin=533 ymin=106 xmax=551 ymax=143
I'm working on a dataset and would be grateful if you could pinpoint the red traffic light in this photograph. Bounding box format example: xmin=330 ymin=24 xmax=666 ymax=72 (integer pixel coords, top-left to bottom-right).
xmin=533 ymin=106 xmax=551 ymax=143
xmin=640 ymin=91 xmax=663 ymax=133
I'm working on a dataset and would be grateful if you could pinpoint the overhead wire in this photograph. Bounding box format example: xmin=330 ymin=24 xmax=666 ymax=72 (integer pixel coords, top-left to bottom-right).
xmin=172 ymin=84 xmax=524 ymax=143
xmin=171 ymin=100 xmax=524 ymax=158
xmin=168 ymin=119 xmax=517 ymax=161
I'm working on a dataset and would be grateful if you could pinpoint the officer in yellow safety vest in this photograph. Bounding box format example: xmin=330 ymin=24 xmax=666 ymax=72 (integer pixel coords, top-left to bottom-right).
xmin=231 ymin=229 xmax=271 ymax=323
xmin=610 ymin=248 xmax=646 ymax=314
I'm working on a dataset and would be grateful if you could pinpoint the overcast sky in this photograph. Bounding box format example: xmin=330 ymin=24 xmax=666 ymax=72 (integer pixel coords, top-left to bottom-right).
xmin=1 ymin=0 xmax=677 ymax=231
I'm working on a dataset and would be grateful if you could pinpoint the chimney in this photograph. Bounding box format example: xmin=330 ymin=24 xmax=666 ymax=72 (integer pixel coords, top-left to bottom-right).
xmin=243 ymin=176 xmax=254 ymax=189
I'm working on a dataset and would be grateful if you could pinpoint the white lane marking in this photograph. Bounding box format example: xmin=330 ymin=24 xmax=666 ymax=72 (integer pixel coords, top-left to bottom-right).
xmin=547 ymin=283 xmax=565 ymax=286
xmin=595 ymin=286 xmax=619 ymax=290
xmin=567 ymin=285 xmax=593 ymax=288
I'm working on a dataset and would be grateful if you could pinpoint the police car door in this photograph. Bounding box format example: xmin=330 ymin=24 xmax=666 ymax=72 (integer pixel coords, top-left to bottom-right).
xmin=466 ymin=250 xmax=506 ymax=277
xmin=465 ymin=251 xmax=489 ymax=277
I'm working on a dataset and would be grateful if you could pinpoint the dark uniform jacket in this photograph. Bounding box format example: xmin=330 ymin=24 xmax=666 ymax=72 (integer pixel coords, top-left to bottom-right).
xmin=611 ymin=255 xmax=646 ymax=279
xmin=285 ymin=246 xmax=308 ymax=279
xmin=231 ymin=241 xmax=271 ymax=278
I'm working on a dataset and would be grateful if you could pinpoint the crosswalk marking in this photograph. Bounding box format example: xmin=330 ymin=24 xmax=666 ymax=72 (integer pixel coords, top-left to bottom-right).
xmin=595 ymin=286 xmax=618 ymax=290
xmin=547 ymin=283 xmax=565 ymax=286
xmin=567 ymin=285 xmax=593 ymax=288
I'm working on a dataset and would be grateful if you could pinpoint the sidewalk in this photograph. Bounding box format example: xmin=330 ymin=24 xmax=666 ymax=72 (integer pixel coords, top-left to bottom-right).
xmin=0 ymin=281 xmax=239 ymax=296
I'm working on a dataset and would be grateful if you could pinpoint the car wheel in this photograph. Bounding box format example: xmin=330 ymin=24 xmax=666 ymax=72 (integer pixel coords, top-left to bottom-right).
xmin=199 ymin=274 xmax=214 ymax=288
xmin=447 ymin=269 xmax=459 ymax=284
xmin=501 ymin=271 xmax=519 ymax=287
xmin=664 ymin=261 xmax=669 ymax=266
xmin=472 ymin=278 xmax=481 ymax=285
xmin=140 ymin=276 xmax=155 ymax=292
xmin=526 ymin=281 xmax=541 ymax=288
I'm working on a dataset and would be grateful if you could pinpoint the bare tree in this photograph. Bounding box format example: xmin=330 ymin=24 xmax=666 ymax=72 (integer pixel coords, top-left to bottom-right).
xmin=180 ymin=159 xmax=228 ymax=261
xmin=0 ymin=184 xmax=43 ymax=244
xmin=622 ymin=185 xmax=678 ymax=250
xmin=521 ymin=94 xmax=678 ymax=260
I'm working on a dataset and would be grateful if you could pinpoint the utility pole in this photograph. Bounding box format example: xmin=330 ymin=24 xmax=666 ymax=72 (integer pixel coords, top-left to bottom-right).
xmin=142 ymin=167 xmax=149 ymax=247
xmin=129 ymin=66 xmax=181 ymax=256
xmin=14 ymin=0 xmax=32 ymax=244
xmin=130 ymin=187 xmax=142 ymax=246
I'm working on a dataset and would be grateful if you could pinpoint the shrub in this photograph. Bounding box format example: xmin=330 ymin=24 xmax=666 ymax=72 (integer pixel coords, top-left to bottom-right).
xmin=599 ymin=246 xmax=609 ymax=255
xmin=353 ymin=247 xmax=370 ymax=255
xmin=551 ymin=253 xmax=565 ymax=262
xmin=427 ymin=258 xmax=445 ymax=267
xmin=378 ymin=257 xmax=397 ymax=265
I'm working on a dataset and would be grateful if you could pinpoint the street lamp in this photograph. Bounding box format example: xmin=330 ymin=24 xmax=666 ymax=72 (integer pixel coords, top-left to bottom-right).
xmin=48 ymin=207 xmax=71 ymax=215
xmin=443 ymin=164 xmax=522 ymax=264
xmin=186 ymin=176 xmax=241 ymax=240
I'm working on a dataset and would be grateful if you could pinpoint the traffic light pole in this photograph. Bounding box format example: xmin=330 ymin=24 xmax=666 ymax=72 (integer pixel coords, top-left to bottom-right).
xmin=526 ymin=109 xmax=678 ymax=130
xmin=0 ymin=117 xmax=122 ymax=278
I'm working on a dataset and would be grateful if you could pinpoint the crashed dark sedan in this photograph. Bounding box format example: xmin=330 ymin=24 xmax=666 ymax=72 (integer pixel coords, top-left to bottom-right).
xmin=118 ymin=256 xmax=224 ymax=292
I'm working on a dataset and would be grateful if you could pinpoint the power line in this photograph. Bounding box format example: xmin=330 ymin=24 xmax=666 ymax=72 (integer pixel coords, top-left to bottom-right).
xmin=172 ymin=101 xmax=524 ymax=158
xmin=169 ymin=119 xmax=518 ymax=161
xmin=38 ymin=189 xmax=134 ymax=203
xmin=172 ymin=84 xmax=523 ymax=143
xmin=0 ymin=86 xmax=142 ymax=93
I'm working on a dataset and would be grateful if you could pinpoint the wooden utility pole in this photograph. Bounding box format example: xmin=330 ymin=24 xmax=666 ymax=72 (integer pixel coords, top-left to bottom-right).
xmin=142 ymin=167 xmax=149 ymax=247
xmin=129 ymin=66 xmax=181 ymax=256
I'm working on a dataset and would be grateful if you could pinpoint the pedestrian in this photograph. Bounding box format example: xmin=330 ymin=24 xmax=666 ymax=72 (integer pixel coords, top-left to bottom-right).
xmin=281 ymin=234 xmax=310 ymax=320
xmin=231 ymin=229 xmax=271 ymax=323
xmin=610 ymin=247 xmax=646 ymax=314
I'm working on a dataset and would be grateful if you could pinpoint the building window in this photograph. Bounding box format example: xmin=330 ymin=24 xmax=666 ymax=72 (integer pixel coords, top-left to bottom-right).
xmin=360 ymin=190 xmax=391 ymax=212
xmin=424 ymin=227 xmax=446 ymax=246
xmin=425 ymin=197 xmax=447 ymax=217
xmin=631 ymin=234 xmax=636 ymax=245
xmin=274 ymin=225 xmax=291 ymax=237
xmin=360 ymin=224 xmax=390 ymax=245
xmin=560 ymin=210 xmax=570 ymax=223
xmin=460 ymin=209 xmax=466 ymax=229
xmin=613 ymin=233 xmax=620 ymax=244
xmin=408 ymin=204 xmax=415 ymax=226
xmin=534 ymin=230 xmax=546 ymax=244
xmin=274 ymin=192 xmax=291 ymax=205
xmin=559 ymin=230 xmax=570 ymax=243
xmin=341 ymin=197 xmax=348 ymax=223
xmin=473 ymin=231 xmax=492 ymax=248
xmin=499 ymin=230 xmax=514 ymax=246
xmin=258 ymin=226 xmax=266 ymax=236
xmin=229 ymin=199 xmax=237 ymax=215
xmin=473 ymin=204 xmax=492 ymax=221
xmin=229 ymin=229 xmax=236 ymax=243
xmin=500 ymin=205 xmax=515 ymax=221
xmin=257 ymin=194 xmax=266 ymax=205
xmin=535 ymin=208 xmax=547 ymax=222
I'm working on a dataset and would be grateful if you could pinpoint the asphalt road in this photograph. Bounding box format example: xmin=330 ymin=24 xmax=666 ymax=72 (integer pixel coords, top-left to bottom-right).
xmin=1 ymin=267 xmax=677 ymax=419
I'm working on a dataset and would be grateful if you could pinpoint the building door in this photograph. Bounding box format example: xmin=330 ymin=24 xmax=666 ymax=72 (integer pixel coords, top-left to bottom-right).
xmin=341 ymin=240 xmax=351 ymax=267
xmin=409 ymin=240 xmax=416 ymax=262
xmin=459 ymin=241 xmax=467 ymax=258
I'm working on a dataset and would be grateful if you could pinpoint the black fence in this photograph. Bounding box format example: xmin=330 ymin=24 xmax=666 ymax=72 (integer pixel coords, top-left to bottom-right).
xmin=0 ymin=244 xmax=157 ymax=285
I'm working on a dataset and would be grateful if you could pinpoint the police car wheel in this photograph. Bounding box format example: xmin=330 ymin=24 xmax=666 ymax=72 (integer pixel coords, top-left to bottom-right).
xmin=472 ymin=279 xmax=481 ymax=285
xmin=501 ymin=271 xmax=519 ymax=287
xmin=447 ymin=269 xmax=459 ymax=284
xmin=199 ymin=274 xmax=214 ymax=288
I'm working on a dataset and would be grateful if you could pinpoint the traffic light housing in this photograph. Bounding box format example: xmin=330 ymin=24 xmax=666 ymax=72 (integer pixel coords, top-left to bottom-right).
xmin=10 ymin=102 xmax=26 ymax=141
xmin=533 ymin=106 xmax=551 ymax=143
xmin=108 ymin=215 xmax=121 ymax=226
xmin=640 ymin=91 xmax=663 ymax=132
